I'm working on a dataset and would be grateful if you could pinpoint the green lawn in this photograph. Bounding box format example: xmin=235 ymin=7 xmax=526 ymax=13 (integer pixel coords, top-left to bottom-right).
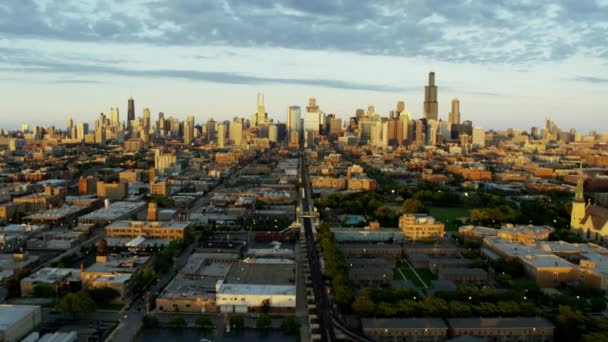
xmin=394 ymin=261 xmax=437 ymax=288
xmin=428 ymin=206 xmax=471 ymax=231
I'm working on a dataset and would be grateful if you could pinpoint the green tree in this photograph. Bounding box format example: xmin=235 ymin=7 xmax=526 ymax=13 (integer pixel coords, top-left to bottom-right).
xmin=87 ymin=286 xmax=121 ymax=306
xmin=168 ymin=315 xmax=187 ymax=328
xmin=281 ymin=316 xmax=301 ymax=335
xmin=261 ymin=298 xmax=271 ymax=314
xmin=136 ymin=267 xmax=157 ymax=292
xmin=230 ymin=315 xmax=245 ymax=330
xmin=256 ymin=314 xmax=272 ymax=330
xmin=352 ymin=295 xmax=376 ymax=316
xmin=142 ymin=314 xmax=159 ymax=329
xmin=449 ymin=301 xmax=472 ymax=317
xmin=32 ymin=283 xmax=56 ymax=297
xmin=195 ymin=316 xmax=214 ymax=332
xmin=55 ymin=292 xmax=96 ymax=318
xmin=556 ymin=305 xmax=587 ymax=341
xmin=402 ymin=198 xmax=425 ymax=214
xmin=590 ymin=297 xmax=607 ymax=312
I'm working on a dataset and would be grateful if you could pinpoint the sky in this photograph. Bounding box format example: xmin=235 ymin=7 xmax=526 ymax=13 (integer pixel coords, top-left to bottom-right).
xmin=1 ymin=0 xmax=608 ymax=133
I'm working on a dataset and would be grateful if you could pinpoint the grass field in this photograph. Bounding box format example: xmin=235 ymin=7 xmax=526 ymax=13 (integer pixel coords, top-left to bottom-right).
xmin=394 ymin=261 xmax=437 ymax=288
xmin=428 ymin=206 xmax=471 ymax=231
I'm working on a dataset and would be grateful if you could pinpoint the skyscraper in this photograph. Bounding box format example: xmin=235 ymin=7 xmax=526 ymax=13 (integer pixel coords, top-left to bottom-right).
xmin=127 ymin=97 xmax=135 ymax=128
xmin=230 ymin=117 xmax=243 ymax=146
xmin=255 ymin=93 xmax=268 ymax=126
xmin=217 ymin=123 xmax=226 ymax=148
xmin=143 ymin=108 xmax=151 ymax=132
xmin=287 ymin=106 xmax=301 ymax=134
xmin=472 ymin=126 xmax=485 ymax=148
xmin=423 ymin=71 xmax=438 ymax=121
xmin=448 ymin=98 xmax=461 ymax=126
xmin=110 ymin=107 xmax=120 ymax=126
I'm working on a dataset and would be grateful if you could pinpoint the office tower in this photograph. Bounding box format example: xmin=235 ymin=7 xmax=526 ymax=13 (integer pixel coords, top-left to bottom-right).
xmin=530 ymin=127 xmax=538 ymax=139
xmin=143 ymin=108 xmax=151 ymax=132
xmin=387 ymin=117 xmax=400 ymax=146
xmin=423 ymin=71 xmax=438 ymax=121
xmin=307 ymin=97 xmax=319 ymax=112
xmin=217 ymin=123 xmax=226 ymax=148
xmin=396 ymin=101 xmax=405 ymax=114
xmin=206 ymin=119 xmax=216 ymax=141
xmin=304 ymin=111 xmax=321 ymax=133
xmin=472 ymin=126 xmax=485 ymax=148
xmin=287 ymin=106 xmax=301 ymax=134
xmin=66 ymin=118 xmax=73 ymax=137
xmin=77 ymin=123 xmax=89 ymax=140
xmin=427 ymin=119 xmax=438 ymax=145
xmin=438 ymin=121 xmax=450 ymax=142
xmin=462 ymin=120 xmax=473 ymax=136
xmin=415 ymin=119 xmax=426 ymax=144
xmin=95 ymin=128 xmax=106 ymax=146
xmin=109 ymin=107 xmax=119 ymax=126
xmin=254 ymin=93 xmax=268 ymax=126
xmin=184 ymin=119 xmax=193 ymax=145
xmin=448 ymin=98 xmax=461 ymax=126
xmin=329 ymin=117 xmax=342 ymax=140
xmin=268 ymin=124 xmax=278 ymax=143
xmin=127 ymin=97 xmax=135 ymax=127
xmin=230 ymin=117 xmax=243 ymax=146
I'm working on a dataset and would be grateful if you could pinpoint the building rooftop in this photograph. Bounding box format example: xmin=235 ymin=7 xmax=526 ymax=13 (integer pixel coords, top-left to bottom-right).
xmin=22 ymin=267 xmax=80 ymax=283
xmin=24 ymin=205 xmax=87 ymax=220
xmin=223 ymin=262 xmax=296 ymax=286
xmin=448 ymin=317 xmax=554 ymax=329
xmin=106 ymin=220 xmax=190 ymax=230
xmin=79 ymin=201 xmax=146 ymax=221
xmin=84 ymin=255 xmax=149 ymax=274
xmin=362 ymin=318 xmax=447 ymax=330
xmin=0 ymin=305 xmax=40 ymax=331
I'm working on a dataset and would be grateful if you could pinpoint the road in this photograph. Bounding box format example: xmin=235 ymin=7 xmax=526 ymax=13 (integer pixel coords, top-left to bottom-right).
xmin=106 ymin=241 xmax=197 ymax=342
xmin=299 ymin=150 xmax=335 ymax=342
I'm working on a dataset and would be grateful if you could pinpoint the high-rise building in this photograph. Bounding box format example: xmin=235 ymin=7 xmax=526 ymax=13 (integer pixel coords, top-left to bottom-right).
xmin=110 ymin=107 xmax=120 ymax=126
xmin=77 ymin=123 xmax=89 ymax=140
xmin=254 ymin=93 xmax=268 ymax=127
xmin=472 ymin=126 xmax=485 ymax=148
xmin=127 ymin=97 xmax=135 ymax=128
xmin=268 ymin=124 xmax=278 ymax=143
xmin=423 ymin=71 xmax=438 ymax=121
xmin=230 ymin=117 xmax=243 ymax=146
xmin=448 ymin=98 xmax=460 ymax=126
xmin=307 ymin=98 xmax=319 ymax=112
xmin=66 ymin=118 xmax=73 ymax=137
xmin=143 ymin=108 xmax=151 ymax=132
xmin=217 ymin=123 xmax=226 ymax=148
xmin=184 ymin=118 xmax=194 ymax=145
xmin=287 ymin=106 xmax=301 ymax=134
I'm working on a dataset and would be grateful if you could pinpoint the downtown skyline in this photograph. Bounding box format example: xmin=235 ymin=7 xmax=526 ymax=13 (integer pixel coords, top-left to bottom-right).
xmin=1 ymin=0 xmax=608 ymax=132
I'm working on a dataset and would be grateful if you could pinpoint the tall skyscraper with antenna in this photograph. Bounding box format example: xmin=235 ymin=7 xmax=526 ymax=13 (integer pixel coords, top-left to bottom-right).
xmin=423 ymin=71 xmax=438 ymax=121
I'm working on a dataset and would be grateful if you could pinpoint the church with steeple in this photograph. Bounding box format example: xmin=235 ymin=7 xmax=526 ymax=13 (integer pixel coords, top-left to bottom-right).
xmin=571 ymin=165 xmax=608 ymax=242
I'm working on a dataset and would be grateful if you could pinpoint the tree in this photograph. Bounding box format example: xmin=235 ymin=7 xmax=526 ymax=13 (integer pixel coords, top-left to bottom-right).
xmin=590 ymin=297 xmax=607 ymax=312
xmin=402 ymin=198 xmax=425 ymax=214
xmin=352 ymin=295 xmax=376 ymax=316
xmin=281 ymin=316 xmax=300 ymax=335
xmin=556 ymin=305 xmax=587 ymax=342
xmin=142 ymin=314 xmax=159 ymax=329
xmin=55 ymin=292 xmax=96 ymax=318
xmin=195 ymin=316 xmax=214 ymax=332
xmin=449 ymin=301 xmax=472 ymax=317
xmin=32 ymin=283 xmax=56 ymax=297
xmin=168 ymin=315 xmax=187 ymax=328
xmin=256 ymin=314 xmax=272 ymax=330
xmin=230 ymin=315 xmax=245 ymax=330
xmin=136 ymin=267 xmax=157 ymax=292
xmin=261 ymin=298 xmax=271 ymax=314
xmin=87 ymin=287 xmax=121 ymax=306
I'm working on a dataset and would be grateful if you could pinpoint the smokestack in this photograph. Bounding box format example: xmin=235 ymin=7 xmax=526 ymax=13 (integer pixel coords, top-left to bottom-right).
xmin=104 ymin=198 xmax=110 ymax=209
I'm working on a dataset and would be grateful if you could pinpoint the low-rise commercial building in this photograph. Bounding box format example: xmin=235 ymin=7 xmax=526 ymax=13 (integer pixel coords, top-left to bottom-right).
xmin=78 ymin=201 xmax=146 ymax=226
xmin=20 ymin=268 xmax=80 ymax=296
xmin=81 ymin=255 xmax=151 ymax=303
xmin=104 ymin=220 xmax=190 ymax=240
xmin=217 ymin=262 xmax=296 ymax=314
xmin=0 ymin=305 xmax=42 ymax=342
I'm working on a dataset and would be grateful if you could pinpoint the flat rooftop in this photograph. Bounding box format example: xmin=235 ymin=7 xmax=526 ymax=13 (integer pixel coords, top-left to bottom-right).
xmin=79 ymin=201 xmax=146 ymax=220
xmin=84 ymin=255 xmax=149 ymax=273
xmin=22 ymin=267 xmax=80 ymax=283
xmin=448 ymin=317 xmax=554 ymax=329
xmin=106 ymin=220 xmax=190 ymax=229
xmin=362 ymin=318 xmax=447 ymax=330
xmin=0 ymin=305 xmax=40 ymax=330
xmin=24 ymin=205 xmax=87 ymax=220
xmin=224 ymin=262 xmax=296 ymax=286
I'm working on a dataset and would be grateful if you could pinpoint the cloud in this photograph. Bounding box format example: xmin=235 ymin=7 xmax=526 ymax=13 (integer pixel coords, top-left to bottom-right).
xmin=1 ymin=0 xmax=608 ymax=65
xmin=2 ymin=52 xmax=404 ymax=92
xmin=572 ymin=76 xmax=608 ymax=84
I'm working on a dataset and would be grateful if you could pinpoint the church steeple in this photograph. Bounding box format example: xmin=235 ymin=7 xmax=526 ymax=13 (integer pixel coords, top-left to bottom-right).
xmin=575 ymin=163 xmax=584 ymax=202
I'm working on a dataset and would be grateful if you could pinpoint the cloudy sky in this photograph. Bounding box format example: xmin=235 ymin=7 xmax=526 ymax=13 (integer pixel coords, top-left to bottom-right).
xmin=1 ymin=0 xmax=608 ymax=132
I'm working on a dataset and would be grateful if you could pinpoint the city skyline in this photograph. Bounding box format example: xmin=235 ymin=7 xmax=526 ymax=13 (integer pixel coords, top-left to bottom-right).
xmin=1 ymin=1 xmax=608 ymax=132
